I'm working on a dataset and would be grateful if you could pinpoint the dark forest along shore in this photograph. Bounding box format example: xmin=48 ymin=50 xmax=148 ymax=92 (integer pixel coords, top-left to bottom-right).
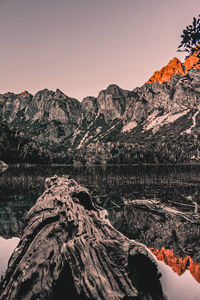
xmin=1 ymin=164 xmax=200 ymax=208
xmin=0 ymin=164 xmax=200 ymax=299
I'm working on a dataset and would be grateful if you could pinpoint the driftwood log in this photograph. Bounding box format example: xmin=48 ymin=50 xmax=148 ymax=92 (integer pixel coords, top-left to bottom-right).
xmin=0 ymin=175 xmax=166 ymax=300
xmin=123 ymin=199 xmax=200 ymax=223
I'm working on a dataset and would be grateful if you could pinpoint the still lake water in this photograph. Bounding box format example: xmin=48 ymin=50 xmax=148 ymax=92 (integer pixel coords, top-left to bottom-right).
xmin=0 ymin=164 xmax=200 ymax=299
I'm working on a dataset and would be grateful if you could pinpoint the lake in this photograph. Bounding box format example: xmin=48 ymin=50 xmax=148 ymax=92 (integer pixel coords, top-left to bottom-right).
xmin=0 ymin=164 xmax=200 ymax=299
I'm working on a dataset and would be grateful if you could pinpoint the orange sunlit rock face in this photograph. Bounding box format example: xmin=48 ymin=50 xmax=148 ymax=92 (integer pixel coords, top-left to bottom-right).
xmin=183 ymin=50 xmax=200 ymax=71
xmin=147 ymin=51 xmax=200 ymax=84
xmin=150 ymin=248 xmax=200 ymax=284
xmin=20 ymin=90 xmax=28 ymax=96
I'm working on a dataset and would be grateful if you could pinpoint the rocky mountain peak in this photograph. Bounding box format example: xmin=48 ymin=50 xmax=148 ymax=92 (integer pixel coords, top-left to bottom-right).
xmin=147 ymin=52 xmax=200 ymax=85
xmin=147 ymin=57 xmax=185 ymax=84
xmin=183 ymin=52 xmax=200 ymax=71
xmin=105 ymin=84 xmax=122 ymax=96
xmin=96 ymin=85 xmax=126 ymax=122
xmin=34 ymin=89 xmax=55 ymax=97
xmin=82 ymin=96 xmax=97 ymax=110
xmin=55 ymin=88 xmax=67 ymax=99
xmin=20 ymin=90 xmax=30 ymax=96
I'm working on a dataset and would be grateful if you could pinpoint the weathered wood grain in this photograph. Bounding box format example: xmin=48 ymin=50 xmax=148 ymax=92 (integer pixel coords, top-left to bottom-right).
xmin=0 ymin=175 xmax=166 ymax=300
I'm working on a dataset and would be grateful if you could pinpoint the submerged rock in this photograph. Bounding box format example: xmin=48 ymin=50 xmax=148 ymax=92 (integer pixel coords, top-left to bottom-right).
xmin=0 ymin=161 xmax=8 ymax=172
xmin=0 ymin=175 xmax=166 ymax=300
xmin=0 ymin=161 xmax=7 ymax=167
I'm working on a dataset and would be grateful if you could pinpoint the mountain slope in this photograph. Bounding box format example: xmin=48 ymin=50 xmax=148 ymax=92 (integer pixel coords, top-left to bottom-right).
xmin=0 ymin=89 xmax=82 ymax=145
xmin=147 ymin=51 xmax=200 ymax=84
xmin=1 ymin=62 xmax=200 ymax=164
xmin=0 ymin=121 xmax=50 ymax=163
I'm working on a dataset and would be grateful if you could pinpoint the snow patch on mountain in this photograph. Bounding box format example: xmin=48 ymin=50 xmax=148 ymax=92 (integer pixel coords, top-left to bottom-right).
xmin=77 ymin=132 xmax=89 ymax=149
xmin=122 ymin=121 xmax=137 ymax=132
xmin=183 ymin=110 xmax=199 ymax=134
xmin=144 ymin=110 xmax=190 ymax=133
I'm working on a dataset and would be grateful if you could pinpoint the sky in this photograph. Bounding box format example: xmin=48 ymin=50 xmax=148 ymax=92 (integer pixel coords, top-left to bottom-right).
xmin=0 ymin=0 xmax=200 ymax=101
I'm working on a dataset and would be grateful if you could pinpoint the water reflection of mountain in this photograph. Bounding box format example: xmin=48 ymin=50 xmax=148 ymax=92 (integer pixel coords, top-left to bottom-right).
xmin=0 ymin=164 xmax=200 ymax=263
xmin=0 ymin=197 xmax=36 ymax=238
xmin=150 ymin=248 xmax=200 ymax=284
xmin=109 ymin=203 xmax=200 ymax=263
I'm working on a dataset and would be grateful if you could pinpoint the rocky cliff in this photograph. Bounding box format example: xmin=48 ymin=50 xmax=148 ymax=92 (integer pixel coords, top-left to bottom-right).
xmin=0 ymin=89 xmax=81 ymax=145
xmin=147 ymin=57 xmax=186 ymax=84
xmin=147 ymin=51 xmax=200 ymax=84
xmin=74 ymin=69 xmax=200 ymax=164
xmin=1 ymin=58 xmax=200 ymax=164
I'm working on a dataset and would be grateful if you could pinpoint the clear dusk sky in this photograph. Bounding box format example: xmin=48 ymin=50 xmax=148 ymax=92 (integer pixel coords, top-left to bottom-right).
xmin=0 ymin=0 xmax=200 ymax=101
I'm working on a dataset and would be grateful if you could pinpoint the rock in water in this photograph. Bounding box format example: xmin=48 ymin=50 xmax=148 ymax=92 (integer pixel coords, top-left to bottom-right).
xmin=0 ymin=160 xmax=7 ymax=167
xmin=0 ymin=161 xmax=8 ymax=172
xmin=0 ymin=175 xmax=166 ymax=300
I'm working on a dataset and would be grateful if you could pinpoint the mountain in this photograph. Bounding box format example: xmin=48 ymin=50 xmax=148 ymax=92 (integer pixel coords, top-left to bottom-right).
xmin=74 ymin=68 xmax=200 ymax=164
xmin=147 ymin=52 xmax=200 ymax=84
xmin=0 ymin=89 xmax=81 ymax=144
xmin=1 ymin=56 xmax=200 ymax=164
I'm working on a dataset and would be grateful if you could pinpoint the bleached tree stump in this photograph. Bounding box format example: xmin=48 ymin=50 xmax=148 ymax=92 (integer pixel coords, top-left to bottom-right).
xmin=0 ymin=175 xmax=166 ymax=300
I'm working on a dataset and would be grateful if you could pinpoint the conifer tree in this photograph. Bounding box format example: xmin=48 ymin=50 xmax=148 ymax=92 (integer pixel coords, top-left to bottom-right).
xmin=178 ymin=15 xmax=200 ymax=61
